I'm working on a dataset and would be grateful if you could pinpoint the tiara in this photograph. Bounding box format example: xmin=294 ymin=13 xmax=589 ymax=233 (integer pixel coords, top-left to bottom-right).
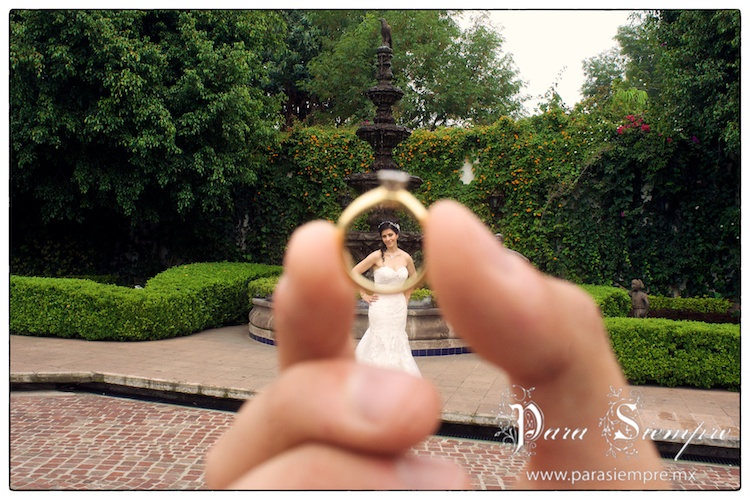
xmin=378 ymin=220 xmax=400 ymax=231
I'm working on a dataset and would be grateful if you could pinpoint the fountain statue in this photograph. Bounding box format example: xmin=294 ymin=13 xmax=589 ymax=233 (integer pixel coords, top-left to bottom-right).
xmin=343 ymin=19 xmax=423 ymax=264
xmin=248 ymin=20 xmax=468 ymax=355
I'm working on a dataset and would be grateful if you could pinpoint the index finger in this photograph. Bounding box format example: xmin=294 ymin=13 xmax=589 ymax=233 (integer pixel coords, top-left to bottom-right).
xmin=273 ymin=221 xmax=356 ymax=370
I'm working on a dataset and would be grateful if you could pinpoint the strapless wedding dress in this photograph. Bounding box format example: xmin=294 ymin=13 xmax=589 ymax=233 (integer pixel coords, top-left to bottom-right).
xmin=355 ymin=266 xmax=421 ymax=377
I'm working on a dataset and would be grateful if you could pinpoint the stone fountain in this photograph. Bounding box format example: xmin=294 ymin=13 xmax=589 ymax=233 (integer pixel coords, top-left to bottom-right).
xmin=343 ymin=18 xmax=423 ymax=264
xmin=248 ymin=20 xmax=469 ymax=355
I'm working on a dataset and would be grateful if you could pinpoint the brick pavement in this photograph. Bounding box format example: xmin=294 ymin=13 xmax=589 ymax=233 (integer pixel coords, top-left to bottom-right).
xmin=9 ymin=325 xmax=741 ymax=490
xmin=10 ymin=391 xmax=740 ymax=491
xmin=9 ymin=325 xmax=741 ymax=449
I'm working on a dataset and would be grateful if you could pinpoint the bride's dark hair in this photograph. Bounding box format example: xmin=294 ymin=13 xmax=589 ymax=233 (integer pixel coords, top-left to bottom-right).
xmin=378 ymin=220 xmax=400 ymax=234
xmin=377 ymin=221 xmax=400 ymax=263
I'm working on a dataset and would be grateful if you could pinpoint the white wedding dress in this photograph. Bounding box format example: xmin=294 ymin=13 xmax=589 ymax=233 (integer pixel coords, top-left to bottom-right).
xmin=355 ymin=266 xmax=421 ymax=377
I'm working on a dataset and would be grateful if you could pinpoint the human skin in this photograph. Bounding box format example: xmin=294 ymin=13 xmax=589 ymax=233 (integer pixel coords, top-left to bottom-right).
xmin=204 ymin=200 xmax=667 ymax=490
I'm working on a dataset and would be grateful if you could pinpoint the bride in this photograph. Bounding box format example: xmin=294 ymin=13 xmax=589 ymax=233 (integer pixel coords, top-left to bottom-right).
xmin=351 ymin=221 xmax=421 ymax=377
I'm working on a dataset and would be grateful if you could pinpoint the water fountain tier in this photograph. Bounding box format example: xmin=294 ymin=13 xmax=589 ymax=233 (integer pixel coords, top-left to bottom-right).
xmin=347 ymin=44 xmax=421 ymax=195
xmin=356 ymin=122 xmax=411 ymax=172
xmin=248 ymin=19 xmax=469 ymax=355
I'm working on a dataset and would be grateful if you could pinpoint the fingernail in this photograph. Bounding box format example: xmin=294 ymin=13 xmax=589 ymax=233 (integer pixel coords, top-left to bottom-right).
xmin=396 ymin=455 xmax=469 ymax=490
xmin=348 ymin=365 xmax=418 ymax=424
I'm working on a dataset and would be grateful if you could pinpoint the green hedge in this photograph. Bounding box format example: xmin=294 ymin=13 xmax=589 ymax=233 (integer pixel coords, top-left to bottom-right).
xmin=605 ymin=318 xmax=740 ymax=390
xmin=248 ymin=276 xmax=280 ymax=301
xmin=409 ymin=287 xmax=434 ymax=304
xmin=579 ymin=285 xmax=734 ymax=319
xmin=580 ymin=285 xmax=631 ymax=317
xmin=11 ymin=266 xmax=740 ymax=390
xmin=245 ymin=122 xmax=738 ymax=299
xmin=247 ymin=275 xmax=435 ymax=306
xmin=580 ymin=286 xmax=739 ymax=389
xmin=10 ymin=262 xmax=282 ymax=341
xmin=648 ymin=295 xmax=732 ymax=314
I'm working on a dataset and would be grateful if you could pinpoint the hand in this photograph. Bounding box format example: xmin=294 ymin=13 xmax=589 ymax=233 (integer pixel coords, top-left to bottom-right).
xmin=205 ymin=213 xmax=465 ymax=489
xmin=205 ymin=200 xmax=667 ymax=490
xmin=362 ymin=293 xmax=379 ymax=304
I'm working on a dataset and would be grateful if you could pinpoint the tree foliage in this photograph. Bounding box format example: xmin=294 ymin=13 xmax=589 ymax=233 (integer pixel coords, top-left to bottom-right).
xmin=9 ymin=9 xmax=740 ymax=300
xmin=574 ymin=9 xmax=740 ymax=297
xmin=11 ymin=10 xmax=285 ymax=223
xmin=651 ymin=10 xmax=740 ymax=156
xmin=267 ymin=10 xmax=325 ymax=129
xmin=10 ymin=10 xmax=286 ymax=274
xmin=581 ymin=48 xmax=626 ymax=101
xmin=296 ymin=10 xmax=525 ymax=128
xmin=615 ymin=11 xmax=665 ymax=101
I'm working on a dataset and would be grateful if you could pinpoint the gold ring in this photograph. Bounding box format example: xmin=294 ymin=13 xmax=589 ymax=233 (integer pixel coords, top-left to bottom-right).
xmin=337 ymin=170 xmax=428 ymax=295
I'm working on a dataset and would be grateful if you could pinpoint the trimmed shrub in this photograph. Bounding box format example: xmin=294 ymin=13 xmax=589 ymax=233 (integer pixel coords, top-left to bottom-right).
xmin=580 ymin=285 xmax=631 ymax=317
xmin=648 ymin=295 xmax=732 ymax=314
xmin=248 ymin=276 xmax=280 ymax=301
xmin=578 ymin=286 xmax=736 ymax=323
xmin=410 ymin=288 xmax=433 ymax=303
xmin=10 ymin=262 xmax=282 ymax=341
xmin=247 ymin=275 xmax=435 ymax=307
xmin=605 ymin=317 xmax=740 ymax=390
xmin=648 ymin=309 xmax=739 ymax=324
xmin=147 ymin=263 xmax=281 ymax=327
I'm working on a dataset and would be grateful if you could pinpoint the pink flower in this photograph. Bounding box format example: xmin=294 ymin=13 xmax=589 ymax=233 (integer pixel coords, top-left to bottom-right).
xmin=641 ymin=124 xmax=650 ymax=132
xmin=617 ymin=126 xmax=625 ymax=135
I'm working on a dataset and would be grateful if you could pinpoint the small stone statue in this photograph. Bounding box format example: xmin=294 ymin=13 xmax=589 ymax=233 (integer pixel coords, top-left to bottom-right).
xmin=628 ymin=279 xmax=650 ymax=318
xmin=380 ymin=18 xmax=392 ymax=48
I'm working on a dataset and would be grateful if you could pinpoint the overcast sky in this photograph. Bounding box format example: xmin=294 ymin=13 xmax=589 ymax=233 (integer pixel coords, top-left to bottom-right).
xmin=459 ymin=9 xmax=636 ymax=114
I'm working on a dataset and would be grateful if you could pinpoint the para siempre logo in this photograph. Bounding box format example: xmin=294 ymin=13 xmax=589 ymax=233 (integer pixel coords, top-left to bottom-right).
xmin=495 ymin=385 xmax=587 ymax=457
xmin=495 ymin=385 xmax=730 ymax=460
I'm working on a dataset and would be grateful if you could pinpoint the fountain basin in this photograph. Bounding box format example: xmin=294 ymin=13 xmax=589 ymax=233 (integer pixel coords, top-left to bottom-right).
xmin=248 ymin=298 xmax=470 ymax=355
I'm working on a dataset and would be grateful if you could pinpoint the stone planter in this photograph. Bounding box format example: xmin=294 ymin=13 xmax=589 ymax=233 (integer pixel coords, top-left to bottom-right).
xmin=248 ymin=298 xmax=469 ymax=353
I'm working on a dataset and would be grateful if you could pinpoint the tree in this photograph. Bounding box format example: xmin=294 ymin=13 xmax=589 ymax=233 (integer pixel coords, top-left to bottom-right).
xmin=302 ymin=11 xmax=379 ymax=126
xmin=266 ymin=11 xmax=325 ymax=129
xmin=615 ymin=11 xmax=665 ymax=101
xmin=10 ymin=10 xmax=287 ymax=275
xmin=580 ymin=48 xmax=626 ymax=101
xmin=647 ymin=10 xmax=740 ymax=297
xmin=651 ymin=10 xmax=740 ymax=157
xmin=408 ymin=13 xmax=525 ymax=128
xmin=297 ymin=10 xmax=525 ymax=128
xmin=573 ymin=9 xmax=740 ymax=297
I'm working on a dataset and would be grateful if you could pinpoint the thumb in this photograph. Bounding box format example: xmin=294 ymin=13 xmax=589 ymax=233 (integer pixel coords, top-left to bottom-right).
xmin=423 ymin=201 xmax=666 ymax=488
xmin=424 ymin=200 xmax=607 ymax=386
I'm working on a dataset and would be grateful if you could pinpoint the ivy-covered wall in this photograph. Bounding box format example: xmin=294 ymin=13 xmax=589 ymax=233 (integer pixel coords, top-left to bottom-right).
xmin=241 ymin=111 xmax=739 ymax=298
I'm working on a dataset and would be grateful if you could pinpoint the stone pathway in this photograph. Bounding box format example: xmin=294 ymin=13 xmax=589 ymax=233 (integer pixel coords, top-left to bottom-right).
xmin=10 ymin=391 xmax=740 ymax=491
